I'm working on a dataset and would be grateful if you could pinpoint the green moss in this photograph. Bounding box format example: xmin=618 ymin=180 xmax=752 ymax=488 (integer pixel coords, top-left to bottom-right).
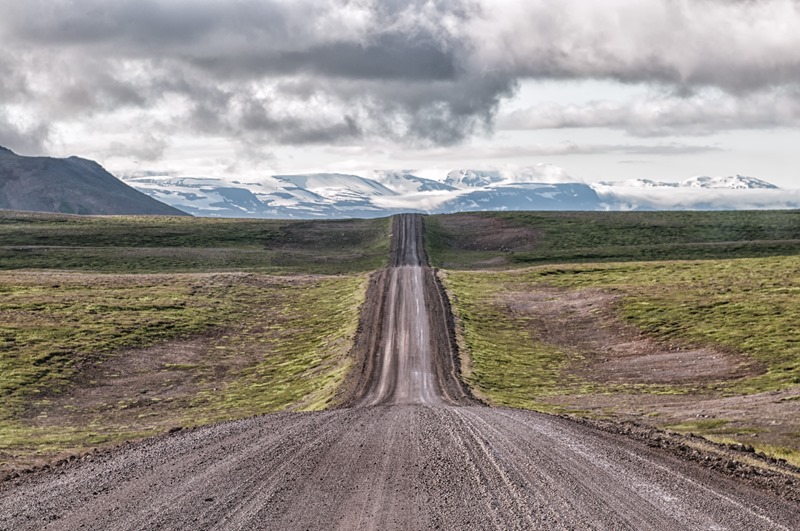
xmin=444 ymin=270 xmax=589 ymax=409
xmin=665 ymin=419 xmax=731 ymax=432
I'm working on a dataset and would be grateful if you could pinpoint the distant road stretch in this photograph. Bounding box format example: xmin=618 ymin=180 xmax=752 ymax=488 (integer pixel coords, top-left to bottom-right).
xmin=1 ymin=214 xmax=797 ymax=530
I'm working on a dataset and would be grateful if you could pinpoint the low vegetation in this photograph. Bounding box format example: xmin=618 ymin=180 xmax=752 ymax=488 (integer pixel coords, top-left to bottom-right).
xmin=0 ymin=211 xmax=391 ymax=274
xmin=433 ymin=210 xmax=800 ymax=464
xmin=0 ymin=271 xmax=366 ymax=470
xmin=426 ymin=211 xmax=800 ymax=269
xmin=0 ymin=210 xmax=385 ymax=472
xmin=446 ymin=256 xmax=800 ymax=395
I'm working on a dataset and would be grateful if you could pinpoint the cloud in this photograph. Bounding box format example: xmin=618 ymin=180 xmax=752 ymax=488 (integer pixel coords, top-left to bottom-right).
xmin=107 ymin=133 xmax=169 ymax=162
xmin=0 ymin=111 xmax=49 ymax=155
xmin=618 ymin=143 xmax=722 ymax=156
xmin=394 ymin=141 xmax=721 ymax=160
xmin=499 ymin=89 xmax=800 ymax=136
xmin=470 ymin=0 xmax=800 ymax=94
xmin=594 ymin=185 xmax=800 ymax=210
xmin=2 ymin=0 xmax=800 ymax=161
xmin=0 ymin=0 xmax=509 ymax=152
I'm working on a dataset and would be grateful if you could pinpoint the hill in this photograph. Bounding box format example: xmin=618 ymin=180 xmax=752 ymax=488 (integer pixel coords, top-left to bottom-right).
xmin=0 ymin=147 xmax=188 ymax=216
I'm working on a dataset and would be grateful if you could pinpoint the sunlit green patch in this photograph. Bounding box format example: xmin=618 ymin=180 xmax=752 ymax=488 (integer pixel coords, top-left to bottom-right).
xmin=442 ymin=254 xmax=800 ymax=463
xmin=0 ymin=271 xmax=367 ymax=468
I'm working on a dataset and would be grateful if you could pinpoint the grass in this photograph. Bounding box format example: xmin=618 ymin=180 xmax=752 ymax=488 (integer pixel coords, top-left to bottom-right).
xmin=434 ymin=210 xmax=800 ymax=458
xmin=0 ymin=271 xmax=367 ymax=467
xmin=425 ymin=210 xmax=800 ymax=269
xmin=442 ymin=270 xmax=585 ymax=410
xmin=0 ymin=273 xmax=219 ymax=419
xmin=0 ymin=211 xmax=391 ymax=274
xmin=664 ymin=419 xmax=732 ymax=432
xmin=724 ymin=441 xmax=800 ymax=469
xmin=529 ymin=257 xmax=800 ymax=394
xmin=444 ymin=256 xmax=800 ymax=401
xmin=0 ymin=209 xmax=387 ymax=469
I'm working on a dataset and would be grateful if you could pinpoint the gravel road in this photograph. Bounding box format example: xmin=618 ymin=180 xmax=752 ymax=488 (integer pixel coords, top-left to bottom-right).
xmin=1 ymin=214 xmax=797 ymax=530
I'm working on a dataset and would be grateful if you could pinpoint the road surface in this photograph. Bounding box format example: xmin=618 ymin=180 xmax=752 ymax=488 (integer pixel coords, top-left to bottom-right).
xmin=1 ymin=214 xmax=797 ymax=530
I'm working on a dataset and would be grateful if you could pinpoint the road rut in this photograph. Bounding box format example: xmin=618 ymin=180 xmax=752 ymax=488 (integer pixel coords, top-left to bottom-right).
xmin=1 ymin=214 xmax=797 ymax=530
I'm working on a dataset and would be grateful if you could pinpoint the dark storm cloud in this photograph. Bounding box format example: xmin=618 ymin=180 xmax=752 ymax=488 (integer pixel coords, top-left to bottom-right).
xmin=0 ymin=112 xmax=50 ymax=155
xmin=236 ymin=98 xmax=363 ymax=145
xmin=190 ymin=34 xmax=458 ymax=81
xmin=473 ymin=0 xmax=800 ymax=94
xmin=0 ymin=0 xmax=497 ymax=149
xmin=1 ymin=0 xmax=800 ymax=156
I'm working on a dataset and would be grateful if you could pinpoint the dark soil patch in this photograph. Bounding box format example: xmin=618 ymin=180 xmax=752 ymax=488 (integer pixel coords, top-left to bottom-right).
xmin=431 ymin=214 xmax=540 ymax=251
xmin=505 ymin=288 xmax=761 ymax=385
xmin=502 ymin=286 xmax=799 ymax=462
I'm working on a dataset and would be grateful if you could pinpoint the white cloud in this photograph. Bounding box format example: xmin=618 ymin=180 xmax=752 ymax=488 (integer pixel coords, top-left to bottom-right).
xmin=392 ymin=142 xmax=721 ymax=161
xmin=499 ymin=89 xmax=800 ymax=136
xmin=593 ymin=185 xmax=800 ymax=210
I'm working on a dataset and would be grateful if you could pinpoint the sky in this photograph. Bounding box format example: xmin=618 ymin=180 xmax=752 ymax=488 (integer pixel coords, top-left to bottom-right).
xmin=1 ymin=0 xmax=799 ymax=188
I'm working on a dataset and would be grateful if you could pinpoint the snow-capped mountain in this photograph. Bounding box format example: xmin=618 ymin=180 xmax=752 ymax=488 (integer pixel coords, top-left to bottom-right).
xmin=272 ymin=173 xmax=395 ymax=199
xmin=681 ymin=175 xmax=778 ymax=189
xmin=123 ymin=173 xmax=395 ymax=218
xmin=440 ymin=183 xmax=601 ymax=212
xmin=122 ymin=176 xmax=282 ymax=217
xmin=443 ymin=165 xmax=572 ymax=189
xmin=600 ymin=175 xmax=779 ymax=190
xmin=444 ymin=170 xmax=505 ymax=189
xmin=369 ymin=171 xmax=456 ymax=194
xmin=121 ymin=170 xmax=794 ymax=219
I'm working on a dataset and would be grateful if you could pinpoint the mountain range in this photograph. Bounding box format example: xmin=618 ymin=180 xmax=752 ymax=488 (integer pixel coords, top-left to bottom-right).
xmin=598 ymin=176 xmax=779 ymax=189
xmin=122 ymin=170 xmax=795 ymax=219
xmin=1 ymin=144 xmax=796 ymax=218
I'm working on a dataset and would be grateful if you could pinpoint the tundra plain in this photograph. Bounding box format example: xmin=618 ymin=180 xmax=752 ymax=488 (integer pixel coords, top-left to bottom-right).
xmin=427 ymin=211 xmax=800 ymax=465
xmin=0 ymin=210 xmax=798 ymax=529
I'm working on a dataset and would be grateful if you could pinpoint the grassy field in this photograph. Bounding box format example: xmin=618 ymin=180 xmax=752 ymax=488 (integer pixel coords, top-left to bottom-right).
xmin=433 ymin=210 xmax=800 ymax=464
xmin=445 ymin=256 xmax=800 ymax=400
xmin=5 ymin=208 xmax=800 ymax=469
xmin=0 ymin=211 xmax=391 ymax=274
xmin=0 ymin=271 xmax=368 ymax=471
xmin=0 ymin=211 xmax=385 ymax=472
xmin=425 ymin=211 xmax=800 ymax=269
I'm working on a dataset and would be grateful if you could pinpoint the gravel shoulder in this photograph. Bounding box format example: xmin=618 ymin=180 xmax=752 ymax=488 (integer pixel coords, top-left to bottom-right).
xmin=2 ymin=406 xmax=797 ymax=530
